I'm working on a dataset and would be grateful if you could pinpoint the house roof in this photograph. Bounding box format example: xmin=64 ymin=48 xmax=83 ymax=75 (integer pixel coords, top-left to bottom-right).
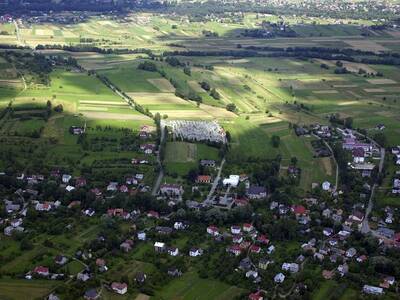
xmin=111 ymin=282 xmax=127 ymax=291
xmin=247 ymin=186 xmax=266 ymax=195
xmin=292 ymin=205 xmax=306 ymax=215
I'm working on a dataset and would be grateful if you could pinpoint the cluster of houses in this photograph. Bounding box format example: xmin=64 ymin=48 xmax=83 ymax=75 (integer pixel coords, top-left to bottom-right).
xmin=162 ymin=120 xmax=227 ymax=144
xmin=391 ymin=146 xmax=400 ymax=195
xmin=0 ymin=167 xmax=156 ymax=237
xmin=339 ymin=129 xmax=378 ymax=177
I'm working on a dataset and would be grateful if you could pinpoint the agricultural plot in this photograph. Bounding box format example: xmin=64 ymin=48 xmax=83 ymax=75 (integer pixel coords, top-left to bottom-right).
xmin=165 ymin=141 xmax=219 ymax=176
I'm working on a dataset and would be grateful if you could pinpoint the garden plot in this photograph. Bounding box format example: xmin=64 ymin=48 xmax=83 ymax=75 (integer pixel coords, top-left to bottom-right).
xmin=128 ymin=92 xmax=189 ymax=106
xmin=367 ymin=78 xmax=397 ymax=85
xmin=80 ymin=111 xmax=150 ymax=120
xmin=313 ymin=90 xmax=339 ymax=94
xmin=147 ymin=78 xmax=175 ymax=92
xmin=363 ymin=88 xmax=386 ymax=93
xmin=345 ymin=40 xmax=388 ymax=52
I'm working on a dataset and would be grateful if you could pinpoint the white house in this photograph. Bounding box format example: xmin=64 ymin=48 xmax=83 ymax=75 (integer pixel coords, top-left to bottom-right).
xmin=154 ymin=242 xmax=166 ymax=252
xmin=62 ymin=174 xmax=72 ymax=183
xmin=363 ymin=285 xmax=383 ymax=295
xmin=282 ymin=263 xmax=299 ymax=273
xmin=322 ymin=181 xmax=331 ymax=191
xmin=189 ymin=248 xmax=203 ymax=257
xmin=168 ymin=247 xmax=179 ymax=257
xmin=223 ymin=175 xmax=240 ymax=187
xmin=274 ymin=273 xmax=285 ymax=283
xmin=137 ymin=231 xmax=146 ymax=241
xmin=231 ymin=225 xmax=241 ymax=235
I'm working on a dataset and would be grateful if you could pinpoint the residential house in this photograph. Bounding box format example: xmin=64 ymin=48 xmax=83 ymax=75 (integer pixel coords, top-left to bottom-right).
xmin=160 ymin=184 xmax=184 ymax=197
xmin=33 ymin=266 xmax=49 ymax=277
xmin=363 ymin=285 xmax=383 ymax=295
xmin=84 ymin=289 xmax=100 ymax=300
xmin=174 ymin=221 xmax=187 ymax=230
xmin=137 ymin=231 xmax=146 ymax=241
xmin=223 ymin=175 xmax=240 ymax=187
xmin=107 ymin=182 xmax=118 ymax=192
xmin=229 ymin=245 xmax=242 ymax=256
xmin=232 ymin=235 xmax=243 ymax=244
xmin=147 ymin=210 xmax=159 ymax=219
xmin=62 ymin=174 xmax=72 ymax=183
xmin=168 ymin=267 xmax=182 ymax=277
xmin=168 ymin=247 xmax=179 ymax=257
xmin=243 ymin=223 xmax=254 ymax=232
xmin=256 ymin=234 xmax=269 ymax=245
xmin=282 ymin=263 xmax=299 ymax=273
xmin=248 ymin=291 xmax=264 ymax=300
xmin=200 ymin=160 xmax=216 ymax=168
xmin=120 ymin=240 xmax=134 ymax=252
xmin=111 ymin=282 xmax=128 ymax=295
xmin=274 ymin=273 xmax=285 ymax=283
xmin=55 ymin=255 xmax=68 ymax=266
xmin=247 ymin=186 xmax=267 ymax=199
xmin=154 ymin=242 xmax=166 ymax=253
xmin=250 ymin=245 xmax=261 ymax=254
xmin=189 ymin=247 xmax=203 ymax=257
xmin=196 ymin=175 xmax=212 ymax=184
xmin=246 ymin=270 xmax=258 ymax=279
xmin=346 ymin=247 xmax=357 ymax=258
xmin=352 ymin=147 xmax=365 ymax=163
xmin=231 ymin=225 xmax=241 ymax=235
xmin=207 ymin=225 xmax=220 ymax=236
xmin=156 ymin=226 xmax=173 ymax=235
xmin=135 ymin=272 xmax=146 ymax=284
xmin=36 ymin=202 xmax=52 ymax=212
xmin=258 ymin=258 xmax=269 ymax=270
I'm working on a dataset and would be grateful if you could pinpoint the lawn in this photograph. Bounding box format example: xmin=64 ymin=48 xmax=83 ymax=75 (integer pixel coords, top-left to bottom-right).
xmin=152 ymin=272 xmax=245 ymax=300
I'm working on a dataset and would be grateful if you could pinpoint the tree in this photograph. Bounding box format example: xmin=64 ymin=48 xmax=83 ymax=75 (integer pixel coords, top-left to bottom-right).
xmin=226 ymin=103 xmax=236 ymax=112
xmin=183 ymin=66 xmax=191 ymax=76
xmin=271 ymin=135 xmax=280 ymax=148
xmin=138 ymin=61 xmax=157 ymax=72
xmin=200 ymin=81 xmax=211 ymax=91
xmin=344 ymin=117 xmax=353 ymax=129
xmin=373 ymin=132 xmax=387 ymax=147
xmin=210 ymin=88 xmax=220 ymax=100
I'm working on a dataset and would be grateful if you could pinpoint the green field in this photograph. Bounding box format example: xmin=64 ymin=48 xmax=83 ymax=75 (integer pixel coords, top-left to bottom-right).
xmin=0 ymin=279 xmax=56 ymax=300
xmin=165 ymin=141 xmax=219 ymax=176
xmin=152 ymin=272 xmax=245 ymax=300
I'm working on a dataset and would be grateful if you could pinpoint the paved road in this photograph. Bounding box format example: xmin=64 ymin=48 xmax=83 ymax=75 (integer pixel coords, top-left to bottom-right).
xmin=360 ymin=146 xmax=385 ymax=234
xmin=206 ymin=158 xmax=225 ymax=201
xmin=152 ymin=123 xmax=166 ymax=196
xmin=101 ymin=77 xmax=163 ymax=196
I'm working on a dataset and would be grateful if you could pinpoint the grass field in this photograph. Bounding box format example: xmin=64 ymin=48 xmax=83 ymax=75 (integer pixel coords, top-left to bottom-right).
xmin=152 ymin=272 xmax=245 ymax=300
xmin=165 ymin=141 xmax=219 ymax=176
xmin=0 ymin=279 xmax=56 ymax=300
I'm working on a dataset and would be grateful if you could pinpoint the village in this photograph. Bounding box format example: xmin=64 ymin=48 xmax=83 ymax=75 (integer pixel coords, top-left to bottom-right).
xmin=1 ymin=115 xmax=400 ymax=300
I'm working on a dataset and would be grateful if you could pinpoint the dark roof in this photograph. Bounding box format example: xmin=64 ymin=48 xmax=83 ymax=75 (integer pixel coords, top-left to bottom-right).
xmin=247 ymin=186 xmax=266 ymax=195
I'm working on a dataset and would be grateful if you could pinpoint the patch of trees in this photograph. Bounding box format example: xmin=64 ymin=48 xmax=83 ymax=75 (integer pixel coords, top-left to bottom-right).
xmin=138 ymin=61 xmax=158 ymax=72
xmin=165 ymin=56 xmax=184 ymax=67
xmin=226 ymin=103 xmax=236 ymax=112
xmin=35 ymin=44 xmax=154 ymax=57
